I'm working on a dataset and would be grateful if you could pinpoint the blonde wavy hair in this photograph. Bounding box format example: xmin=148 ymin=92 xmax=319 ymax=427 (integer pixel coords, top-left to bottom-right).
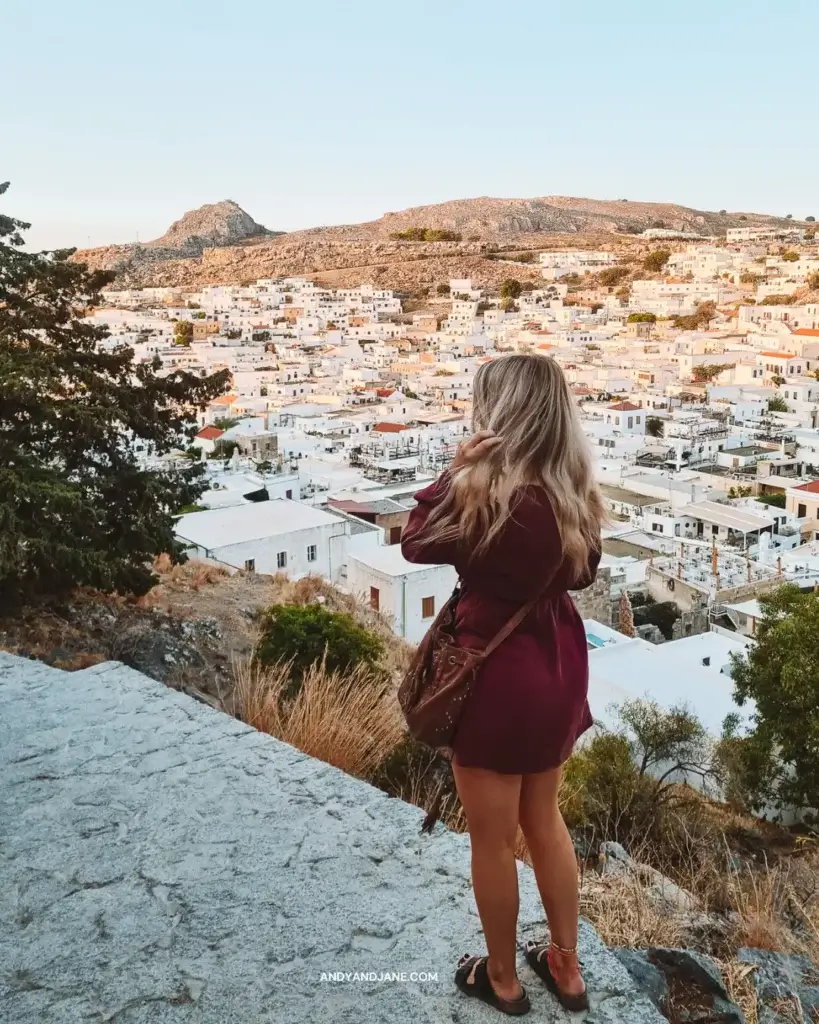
xmin=423 ymin=354 xmax=605 ymax=573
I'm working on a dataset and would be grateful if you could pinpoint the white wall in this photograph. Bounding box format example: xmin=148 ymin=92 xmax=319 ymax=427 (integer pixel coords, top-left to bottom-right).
xmin=200 ymin=521 xmax=349 ymax=579
xmin=346 ymin=558 xmax=458 ymax=643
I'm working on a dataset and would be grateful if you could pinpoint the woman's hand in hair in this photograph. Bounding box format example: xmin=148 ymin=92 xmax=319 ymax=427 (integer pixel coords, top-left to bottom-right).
xmin=451 ymin=430 xmax=503 ymax=470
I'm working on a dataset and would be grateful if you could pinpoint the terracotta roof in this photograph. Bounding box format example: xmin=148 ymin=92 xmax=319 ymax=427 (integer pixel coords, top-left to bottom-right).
xmin=537 ymin=343 xmax=553 ymax=350
xmin=792 ymin=329 xmax=819 ymax=336
xmin=196 ymin=426 xmax=224 ymax=441
xmin=372 ymin=422 xmax=410 ymax=433
xmin=608 ymin=401 xmax=641 ymax=412
xmin=211 ymin=394 xmax=238 ymax=406
xmin=376 ymin=388 xmax=396 ymax=398
xmin=793 ymin=480 xmax=819 ymax=493
xmin=759 ymin=351 xmax=796 ymax=358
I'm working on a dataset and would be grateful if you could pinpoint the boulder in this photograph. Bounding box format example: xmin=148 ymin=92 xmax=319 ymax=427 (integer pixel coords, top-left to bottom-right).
xmin=737 ymin=949 xmax=819 ymax=1024
xmin=612 ymin=949 xmax=669 ymax=1010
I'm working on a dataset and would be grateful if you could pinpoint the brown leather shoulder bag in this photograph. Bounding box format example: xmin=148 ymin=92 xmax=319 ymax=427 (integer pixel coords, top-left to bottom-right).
xmin=397 ymin=577 xmax=552 ymax=750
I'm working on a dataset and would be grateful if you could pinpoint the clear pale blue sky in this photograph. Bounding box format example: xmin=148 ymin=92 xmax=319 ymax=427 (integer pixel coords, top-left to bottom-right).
xmin=4 ymin=0 xmax=818 ymax=250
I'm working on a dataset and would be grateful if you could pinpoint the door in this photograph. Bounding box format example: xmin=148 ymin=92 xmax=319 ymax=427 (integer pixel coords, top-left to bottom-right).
xmin=389 ymin=526 xmax=402 ymax=545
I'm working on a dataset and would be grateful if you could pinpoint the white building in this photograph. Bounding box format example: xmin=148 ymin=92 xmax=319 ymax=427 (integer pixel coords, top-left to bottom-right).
xmin=174 ymin=500 xmax=359 ymax=581
xmin=346 ymin=545 xmax=458 ymax=644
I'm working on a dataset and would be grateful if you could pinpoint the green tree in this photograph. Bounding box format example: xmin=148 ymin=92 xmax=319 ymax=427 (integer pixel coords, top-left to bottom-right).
xmin=645 ymin=416 xmax=664 ymax=437
xmin=627 ymin=312 xmax=657 ymax=323
xmin=0 ymin=183 xmax=230 ymax=604
xmin=767 ymin=391 xmax=788 ymax=411
xmin=501 ymin=297 xmax=518 ymax=312
xmin=436 ymin=283 xmax=451 ymax=295
xmin=756 ymin=492 xmax=786 ymax=508
xmin=213 ymin=416 xmax=240 ymax=430
xmin=729 ymin=585 xmax=819 ymax=814
xmin=499 ymin=278 xmax=522 ymax=299
xmin=807 ymin=271 xmax=819 ymax=290
xmin=674 ymin=301 xmax=717 ymax=331
xmin=597 ymin=266 xmax=629 ymax=287
xmin=256 ymin=604 xmax=384 ymax=699
xmin=691 ymin=362 xmax=732 ymax=382
xmin=174 ymin=319 xmax=193 ymax=346
xmin=806 ymin=216 xmax=816 ymax=222
xmin=643 ymin=249 xmax=671 ymax=272
xmin=781 ymin=251 xmax=800 ymax=262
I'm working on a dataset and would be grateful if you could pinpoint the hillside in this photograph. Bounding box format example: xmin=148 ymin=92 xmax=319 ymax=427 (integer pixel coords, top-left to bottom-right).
xmin=73 ymin=194 xmax=799 ymax=293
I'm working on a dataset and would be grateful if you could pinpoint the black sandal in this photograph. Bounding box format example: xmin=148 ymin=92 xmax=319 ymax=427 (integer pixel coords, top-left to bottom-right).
xmin=524 ymin=940 xmax=589 ymax=1012
xmin=455 ymin=955 xmax=531 ymax=1016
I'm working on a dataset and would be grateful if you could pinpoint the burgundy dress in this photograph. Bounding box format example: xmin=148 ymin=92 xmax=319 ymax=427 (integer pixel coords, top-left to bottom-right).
xmin=401 ymin=474 xmax=600 ymax=775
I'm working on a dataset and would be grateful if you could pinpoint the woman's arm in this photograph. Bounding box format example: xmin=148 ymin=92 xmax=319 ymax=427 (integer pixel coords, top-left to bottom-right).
xmin=400 ymin=473 xmax=461 ymax=566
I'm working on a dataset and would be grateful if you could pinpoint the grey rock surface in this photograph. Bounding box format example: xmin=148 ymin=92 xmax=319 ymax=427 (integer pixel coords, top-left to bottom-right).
xmin=0 ymin=652 xmax=667 ymax=1023
xmin=611 ymin=949 xmax=668 ymax=1010
xmin=738 ymin=948 xmax=819 ymax=1023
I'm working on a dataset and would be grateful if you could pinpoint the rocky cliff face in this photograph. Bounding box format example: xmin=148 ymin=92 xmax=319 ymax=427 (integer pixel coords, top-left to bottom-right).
xmin=145 ymin=199 xmax=274 ymax=256
xmin=73 ymin=194 xmax=798 ymax=292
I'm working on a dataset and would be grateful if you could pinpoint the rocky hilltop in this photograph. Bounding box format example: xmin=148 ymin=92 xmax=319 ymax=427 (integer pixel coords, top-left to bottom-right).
xmin=74 ymin=194 xmax=798 ymax=293
xmin=145 ymin=199 xmax=274 ymax=255
xmin=362 ymin=195 xmax=790 ymax=240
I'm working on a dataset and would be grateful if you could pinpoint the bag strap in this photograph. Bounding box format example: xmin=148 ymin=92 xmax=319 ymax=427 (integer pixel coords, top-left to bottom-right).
xmin=481 ymin=566 xmax=560 ymax=659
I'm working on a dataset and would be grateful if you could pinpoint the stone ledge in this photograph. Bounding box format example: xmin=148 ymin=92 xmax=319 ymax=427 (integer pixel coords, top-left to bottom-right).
xmin=0 ymin=652 xmax=665 ymax=1022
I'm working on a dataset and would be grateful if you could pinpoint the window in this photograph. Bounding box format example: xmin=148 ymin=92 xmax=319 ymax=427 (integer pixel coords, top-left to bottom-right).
xmin=798 ymin=503 xmax=807 ymax=517
xmin=307 ymin=545 xmax=317 ymax=562
xmin=422 ymin=596 xmax=435 ymax=619
xmin=712 ymin=525 xmax=719 ymax=536
xmin=370 ymin=587 xmax=380 ymax=611
xmin=277 ymin=551 xmax=287 ymax=569
xmin=286 ymin=489 xmax=293 ymax=499
xmin=244 ymin=559 xmax=255 ymax=572
xmin=627 ymin=417 xmax=633 ymax=428
xmin=651 ymin=522 xmax=663 ymax=533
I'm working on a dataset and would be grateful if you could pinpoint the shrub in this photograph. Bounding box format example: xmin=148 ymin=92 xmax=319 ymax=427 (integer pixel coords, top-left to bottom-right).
xmin=644 ymin=249 xmax=671 ymax=272
xmin=645 ymin=416 xmax=664 ymax=437
xmin=499 ymin=278 xmax=522 ymax=299
xmin=598 ymin=266 xmax=630 ymax=287
xmin=628 ymin=312 xmax=657 ymax=323
xmin=436 ymin=283 xmax=450 ymax=295
xmin=781 ymin=251 xmax=799 ymax=262
xmin=390 ymin=227 xmax=462 ymax=242
xmin=256 ymin=603 xmax=384 ymax=697
xmin=756 ymin=493 xmax=786 ymax=508
xmin=808 ymin=271 xmax=819 ymax=290
xmin=633 ymin=600 xmax=678 ymax=640
xmin=767 ymin=393 xmax=789 ymax=412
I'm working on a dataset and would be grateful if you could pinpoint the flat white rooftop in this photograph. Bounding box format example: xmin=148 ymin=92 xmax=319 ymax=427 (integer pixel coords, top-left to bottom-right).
xmin=349 ymin=545 xmax=434 ymax=577
xmin=680 ymin=500 xmax=773 ymax=533
xmin=588 ymin=634 xmax=755 ymax=736
xmin=175 ymin=499 xmax=343 ymax=550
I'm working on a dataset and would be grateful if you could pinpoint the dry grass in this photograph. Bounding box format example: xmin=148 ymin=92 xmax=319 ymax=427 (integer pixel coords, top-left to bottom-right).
xmin=578 ymin=874 xmax=684 ymax=949
xmin=716 ymin=959 xmax=759 ymax=1024
xmin=233 ymin=655 xmax=404 ymax=780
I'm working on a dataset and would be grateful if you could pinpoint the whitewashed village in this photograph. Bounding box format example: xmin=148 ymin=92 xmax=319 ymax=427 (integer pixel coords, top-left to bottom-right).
xmin=91 ymin=221 xmax=819 ymax=767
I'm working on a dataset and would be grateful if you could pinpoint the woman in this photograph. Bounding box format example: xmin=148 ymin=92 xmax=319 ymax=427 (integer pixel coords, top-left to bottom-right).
xmin=401 ymin=354 xmax=605 ymax=1016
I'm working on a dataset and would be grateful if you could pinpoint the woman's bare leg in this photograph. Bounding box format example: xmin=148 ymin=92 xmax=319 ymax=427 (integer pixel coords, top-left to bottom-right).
xmin=452 ymin=761 xmax=523 ymax=1001
xmin=518 ymin=767 xmax=585 ymax=996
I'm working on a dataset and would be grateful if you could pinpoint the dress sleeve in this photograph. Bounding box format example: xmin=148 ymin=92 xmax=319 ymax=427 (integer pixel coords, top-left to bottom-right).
xmin=400 ymin=473 xmax=460 ymax=566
